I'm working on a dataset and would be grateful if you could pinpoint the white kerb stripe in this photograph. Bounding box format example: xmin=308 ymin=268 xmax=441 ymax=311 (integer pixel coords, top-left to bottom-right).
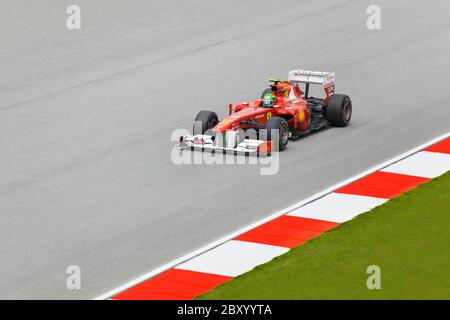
xmin=381 ymin=151 xmax=450 ymax=178
xmin=287 ymin=192 xmax=387 ymax=223
xmin=175 ymin=240 xmax=288 ymax=277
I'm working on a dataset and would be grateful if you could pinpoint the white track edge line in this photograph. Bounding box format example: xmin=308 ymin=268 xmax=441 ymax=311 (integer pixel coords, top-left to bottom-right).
xmin=94 ymin=132 xmax=449 ymax=300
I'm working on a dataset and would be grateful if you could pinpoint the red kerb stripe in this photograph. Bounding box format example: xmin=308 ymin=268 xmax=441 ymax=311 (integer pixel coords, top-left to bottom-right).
xmin=235 ymin=215 xmax=338 ymax=248
xmin=425 ymin=138 xmax=450 ymax=154
xmin=113 ymin=269 xmax=232 ymax=300
xmin=335 ymin=171 xmax=430 ymax=199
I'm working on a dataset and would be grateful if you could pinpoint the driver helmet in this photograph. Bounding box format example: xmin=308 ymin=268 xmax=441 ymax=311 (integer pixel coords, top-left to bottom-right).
xmin=262 ymin=92 xmax=276 ymax=108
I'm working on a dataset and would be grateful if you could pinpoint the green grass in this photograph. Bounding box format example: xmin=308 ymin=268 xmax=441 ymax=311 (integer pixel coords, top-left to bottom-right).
xmin=199 ymin=171 xmax=450 ymax=300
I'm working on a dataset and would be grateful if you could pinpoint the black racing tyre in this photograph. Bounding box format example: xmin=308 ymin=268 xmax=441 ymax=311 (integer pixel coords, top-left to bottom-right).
xmin=193 ymin=110 xmax=218 ymax=134
xmin=325 ymin=94 xmax=352 ymax=127
xmin=265 ymin=117 xmax=289 ymax=151
xmin=260 ymin=88 xmax=273 ymax=99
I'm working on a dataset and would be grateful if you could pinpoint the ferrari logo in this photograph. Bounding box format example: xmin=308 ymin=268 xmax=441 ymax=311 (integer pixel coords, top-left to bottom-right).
xmin=267 ymin=112 xmax=272 ymax=119
xmin=298 ymin=110 xmax=305 ymax=121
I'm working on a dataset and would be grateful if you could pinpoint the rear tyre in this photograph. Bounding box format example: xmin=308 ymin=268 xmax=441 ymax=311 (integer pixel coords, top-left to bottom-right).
xmin=193 ymin=110 xmax=218 ymax=134
xmin=265 ymin=117 xmax=289 ymax=151
xmin=325 ymin=94 xmax=352 ymax=127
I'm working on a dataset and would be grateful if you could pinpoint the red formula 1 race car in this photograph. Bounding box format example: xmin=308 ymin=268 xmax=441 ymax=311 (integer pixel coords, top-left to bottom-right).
xmin=179 ymin=69 xmax=352 ymax=155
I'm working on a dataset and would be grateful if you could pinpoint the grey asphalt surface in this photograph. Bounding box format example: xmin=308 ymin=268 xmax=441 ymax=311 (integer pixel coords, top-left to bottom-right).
xmin=1 ymin=0 xmax=449 ymax=299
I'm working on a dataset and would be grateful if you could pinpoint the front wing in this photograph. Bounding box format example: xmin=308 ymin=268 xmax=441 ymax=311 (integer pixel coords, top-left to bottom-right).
xmin=178 ymin=134 xmax=272 ymax=156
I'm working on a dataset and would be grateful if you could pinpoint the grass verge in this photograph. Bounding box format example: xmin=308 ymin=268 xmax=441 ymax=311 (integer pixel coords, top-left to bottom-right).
xmin=199 ymin=172 xmax=450 ymax=299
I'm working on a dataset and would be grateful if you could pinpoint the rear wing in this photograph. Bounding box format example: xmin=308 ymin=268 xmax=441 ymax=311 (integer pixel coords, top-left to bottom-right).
xmin=288 ymin=69 xmax=335 ymax=98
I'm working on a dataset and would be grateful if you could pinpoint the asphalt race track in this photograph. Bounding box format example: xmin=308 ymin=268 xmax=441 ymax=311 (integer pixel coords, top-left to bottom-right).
xmin=1 ymin=0 xmax=449 ymax=299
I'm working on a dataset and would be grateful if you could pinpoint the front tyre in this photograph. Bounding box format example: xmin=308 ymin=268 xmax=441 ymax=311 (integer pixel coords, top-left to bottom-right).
xmin=265 ymin=117 xmax=289 ymax=151
xmin=193 ymin=110 xmax=218 ymax=134
xmin=325 ymin=94 xmax=352 ymax=127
